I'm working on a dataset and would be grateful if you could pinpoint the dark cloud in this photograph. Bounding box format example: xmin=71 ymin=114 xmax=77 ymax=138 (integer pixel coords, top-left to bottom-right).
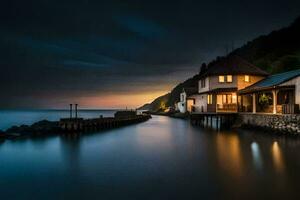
xmin=0 ymin=0 xmax=300 ymax=108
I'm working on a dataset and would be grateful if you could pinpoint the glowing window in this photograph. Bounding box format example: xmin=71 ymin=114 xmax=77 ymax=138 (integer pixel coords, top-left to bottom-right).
xmin=227 ymin=94 xmax=232 ymax=104
xmin=222 ymin=95 xmax=227 ymax=103
xmin=217 ymin=95 xmax=222 ymax=105
xmin=245 ymin=75 xmax=250 ymax=82
xmin=232 ymin=93 xmax=237 ymax=103
xmin=219 ymin=76 xmax=225 ymax=83
xmin=227 ymin=75 xmax=232 ymax=82
xmin=207 ymin=94 xmax=213 ymax=104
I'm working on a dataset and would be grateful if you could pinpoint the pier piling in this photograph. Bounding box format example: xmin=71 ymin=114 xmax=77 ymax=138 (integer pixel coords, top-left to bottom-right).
xmin=190 ymin=113 xmax=237 ymax=130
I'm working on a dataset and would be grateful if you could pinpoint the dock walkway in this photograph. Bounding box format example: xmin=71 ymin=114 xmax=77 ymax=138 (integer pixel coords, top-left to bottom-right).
xmin=59 ymin=114 xmax=151 ymax=133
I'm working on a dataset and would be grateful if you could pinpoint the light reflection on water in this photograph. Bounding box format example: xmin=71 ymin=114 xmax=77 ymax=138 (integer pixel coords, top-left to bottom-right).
xmin=251 ymin=142 xmax=263 ymax=170
xmin=0 ymin=112 xmax=300 ymax=199
xmin=216 ymin=133 xmax=243 ymax=178
xmin=272 ymin=141 xmax=285 ymax=173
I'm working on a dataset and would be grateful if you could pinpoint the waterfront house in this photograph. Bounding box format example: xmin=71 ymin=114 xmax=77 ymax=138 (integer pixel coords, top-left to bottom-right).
xmin=176 ymin=87 xmax=198 ymax=113
xmin=192 ymin=56 xmax=269 ymax=113
xmin=238 ymin=69 xmax=300 ymax=114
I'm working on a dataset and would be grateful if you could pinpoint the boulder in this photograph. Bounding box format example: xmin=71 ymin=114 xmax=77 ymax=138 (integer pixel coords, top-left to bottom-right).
xmin=5 ymin=120 xmax=60 ymax=135
xmin=0 ymin=130 xmax=5 ymax=139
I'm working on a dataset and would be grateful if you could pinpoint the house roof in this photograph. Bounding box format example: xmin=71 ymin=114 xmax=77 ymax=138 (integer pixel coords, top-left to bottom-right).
xmin=239 ymin=69 xmax=300 ymax=93
xmin=202 ymin=55 xmax=269 ymax=77
xmin=183 ymin=87 xmax=198 ymax=96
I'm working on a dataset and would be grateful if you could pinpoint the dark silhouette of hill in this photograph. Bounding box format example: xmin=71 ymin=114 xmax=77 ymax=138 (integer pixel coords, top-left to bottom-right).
xmin=138 ymin=93 xmax=170 ymax=112
xmin=231 ymin=16 xmax=300 ymax=73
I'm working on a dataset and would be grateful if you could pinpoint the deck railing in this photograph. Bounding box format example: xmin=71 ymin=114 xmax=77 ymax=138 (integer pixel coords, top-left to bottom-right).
xmin=282 ymin=104 xmax=299 ymax=114
xmin=217 ymin=104 xmax=238 ymax=112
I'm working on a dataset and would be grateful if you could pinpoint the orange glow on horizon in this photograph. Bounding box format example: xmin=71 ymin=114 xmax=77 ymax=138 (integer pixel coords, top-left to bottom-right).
xmin=74 ymin=91 xmax=168 ymax=109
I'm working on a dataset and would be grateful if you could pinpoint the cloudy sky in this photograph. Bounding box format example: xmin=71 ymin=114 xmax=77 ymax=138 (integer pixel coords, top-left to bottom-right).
xmin=1 ymin=0 xmax=300 ymax=109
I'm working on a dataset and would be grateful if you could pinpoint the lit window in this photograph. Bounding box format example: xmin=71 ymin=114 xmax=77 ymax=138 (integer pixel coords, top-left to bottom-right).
xmin=219 ymin=76 xmax=225 ymax=83
xmin=217 ymin=95 xmax=222 ymax=105
xmin=227 ymin=94 xmax=232 ymax=104
xmin=227 ymin=75 xmax=232 ymax=82
xmin=207 ymin=94 xmax=213 ymax=104
xmin=245 ymin=75 xmax=250 ymax=82
xmin=232 ymin=93 xmax=237 ymax=103
xmin=222 ymin=95 xmax=227 ymax=104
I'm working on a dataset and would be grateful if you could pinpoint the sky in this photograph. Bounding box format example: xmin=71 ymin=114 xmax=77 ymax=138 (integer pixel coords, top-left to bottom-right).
xmin=0 ymin=0 xmax=300 ymax=109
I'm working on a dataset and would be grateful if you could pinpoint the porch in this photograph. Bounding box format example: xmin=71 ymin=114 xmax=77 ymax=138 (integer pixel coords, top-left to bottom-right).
xmin=238 ymin=86 xmax=299 ymax=114
xmin=214 ymin=92 xmax=238 ymax=113
xmin=191 ymin=89 xmax=239 ymax=113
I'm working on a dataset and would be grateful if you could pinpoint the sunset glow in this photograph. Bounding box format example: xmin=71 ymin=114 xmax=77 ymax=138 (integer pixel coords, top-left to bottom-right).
xmin=75 ymin=91 xmax=169 ymax=109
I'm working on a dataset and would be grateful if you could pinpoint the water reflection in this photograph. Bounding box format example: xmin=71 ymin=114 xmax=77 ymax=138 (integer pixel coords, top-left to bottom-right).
xmin=134 ymin=116 xmax=175 ymax=152
xmin=60 ymin=134 xmax=81 ymax=163
xmin=216 ymin=133 xmax=243 ymax=178
xmin=272 ymin=141 xmax=285 ymax=173
xmin=251 ymin=142 xmax=263 ymax=170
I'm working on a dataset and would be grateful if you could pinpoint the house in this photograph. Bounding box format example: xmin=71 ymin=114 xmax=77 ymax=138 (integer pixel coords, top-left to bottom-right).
xmin=193 ymin=56 xmax=269 ymax=113
xmin=176 ymin=87 xmax=198 ymax=113
xmin=238 ymin=69 xmax=300 ymax=114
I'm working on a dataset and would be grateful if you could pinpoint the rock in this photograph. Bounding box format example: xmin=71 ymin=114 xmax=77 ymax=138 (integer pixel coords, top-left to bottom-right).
xmin=30 ymin=120 xmax=59 ymax=132
xmin=6 ymin=125 xmax=30 ymax=134
xmin=5 ymin=120 xmax=60 ymax=136
xmin=0 ymin=130 xmax=5 ymax=139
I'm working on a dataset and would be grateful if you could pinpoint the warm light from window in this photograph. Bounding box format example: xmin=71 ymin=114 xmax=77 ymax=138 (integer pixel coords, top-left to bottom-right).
xmin=227 ymin=75 xmax=232 ymax=82
xmin=232 ymin=93 xmax=237 ymax=103
xmin=217 ymin=95 xmax=222 ymax=105
xmin=245 ymin=75 xmax=250 ymax=82
xmin=207 ymin=94 xmax=213 ymax=104
xmin=219 ymin=76 xmax=225 ymax=83
xmin=272 ymin=141 xmax=284 ymax=172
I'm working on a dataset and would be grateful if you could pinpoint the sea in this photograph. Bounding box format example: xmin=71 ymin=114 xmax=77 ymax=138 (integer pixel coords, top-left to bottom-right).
xmin=0 ymin=110 xmax=299 ymax=199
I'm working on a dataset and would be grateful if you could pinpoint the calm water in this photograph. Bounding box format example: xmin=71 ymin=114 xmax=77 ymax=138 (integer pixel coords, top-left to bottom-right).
xmin=0 ymin=110 xmax=300 ymax=199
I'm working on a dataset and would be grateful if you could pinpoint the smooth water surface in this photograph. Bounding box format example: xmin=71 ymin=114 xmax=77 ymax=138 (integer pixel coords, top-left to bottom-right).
xmin=0 ymin=111 xmax=299 ymax=199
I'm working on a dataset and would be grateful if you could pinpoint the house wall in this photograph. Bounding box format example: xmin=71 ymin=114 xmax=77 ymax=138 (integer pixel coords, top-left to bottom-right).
xmin=198 ymin=77 xmax=210 ymax=93
xmin=209 ymin=75 xmax=265 ymax=90
xmin=177 ymin=91 xmax=187 ymax=113
xmin=279 ymin=76 xmax=300 ymax=105
xmin=193 ymin=94 xmax=208 ymax=112
xmin=195 ymin=75 xmax=266 ymax=113
xmin=209 ymin=75 xmax=237 ymax=90
xmin=177 ymin=101 xmax=186 ymax=113
xmin=237 ymin=75 xmax=265 ymax=89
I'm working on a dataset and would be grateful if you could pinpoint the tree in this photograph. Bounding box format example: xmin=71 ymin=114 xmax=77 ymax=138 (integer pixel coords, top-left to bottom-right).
xmin=199 ymin=63 xmax=207 ymax=75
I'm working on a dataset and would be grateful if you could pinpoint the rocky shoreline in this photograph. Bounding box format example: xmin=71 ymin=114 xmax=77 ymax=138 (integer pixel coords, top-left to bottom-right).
xmin=0 ymin=120 xmax=61 ymax=139
xmin=149 ymin=111 xmax=300 ymax=136
xmin=238 ymin=113 xmax=300 ymax=136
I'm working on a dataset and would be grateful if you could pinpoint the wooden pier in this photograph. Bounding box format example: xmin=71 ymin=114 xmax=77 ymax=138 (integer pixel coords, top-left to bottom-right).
xmin=190 ymin=112 xmax=237 ymax=130
xmin=59 ymin=114 xmax=151 ymax=133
